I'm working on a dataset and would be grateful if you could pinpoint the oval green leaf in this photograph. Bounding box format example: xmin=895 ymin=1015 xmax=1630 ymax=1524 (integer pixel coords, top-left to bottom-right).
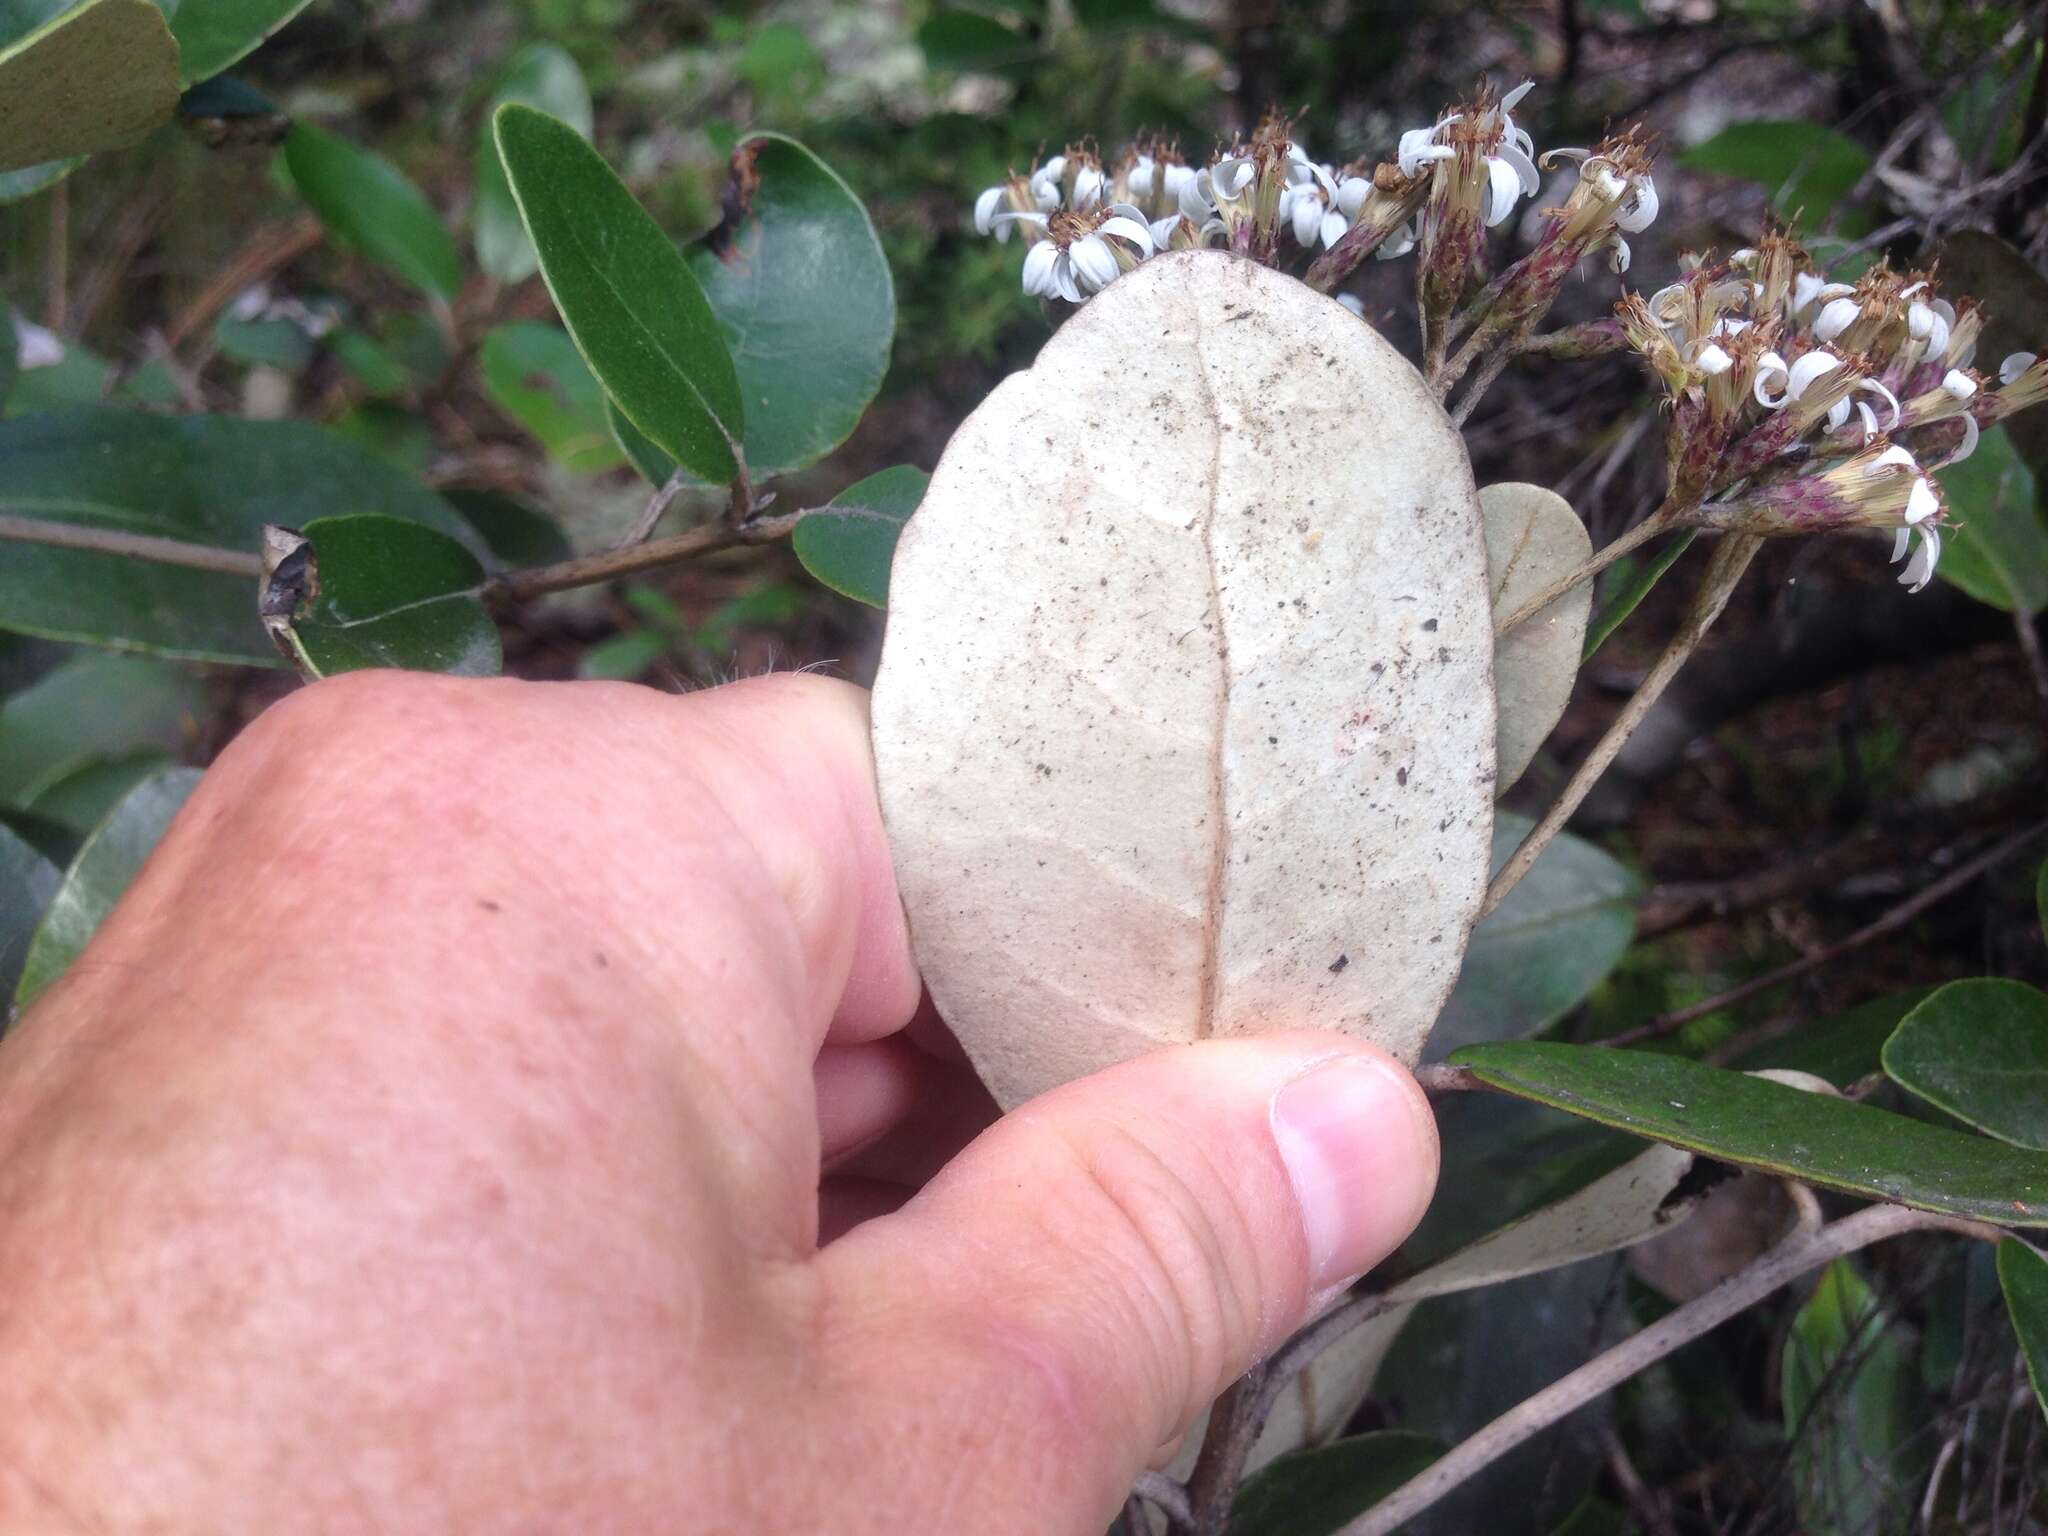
xmin=0 ymin=650 xmax=201 ymax=806
xmin=270 ymin=514 xmax=498 ymax=678
xmin=283 ymin=123 xmax=461 ymax=301
xmin=472 ymin=43 xmax=591 ymax=284
xmin=0 ymin=819 xmax=60 ymax=1001
xmin=1228 ymin=1431 xmax=1442 ymax=1536
xmin=0 ymin=0 xmax=177 ymax=173
xmin=14 ymin=764 xmax=200 ymax=1010
xmin=688 ymin=134 xmax=894 ymax=476
xmin=792 ymin=465 xmax=928 ymax=607
xmin=1429 ymin=811 xmax=1641 ymax=1057
xmin=1884 ymin=979 xmax=2048 ymax=1149
xmin=1677 ymin=122 xmax=1873 ymax=235
xmin=1449 ymin=1040 xmax=2048 ymax=1225
xmin=1934 ymin=427 xmax=2048 ymax=615
xmin=0 ymin=407 xmax=481 ymax=663
xmin=1998 ymin=1238 xmax=2048 ymax=1419
xmin=167 ymin=0 xmax=314 ymax=83
xmin=494 ymin=103 xmax=741 ymax=483
xmin=479 ymin=321 xmax=625 ymax=474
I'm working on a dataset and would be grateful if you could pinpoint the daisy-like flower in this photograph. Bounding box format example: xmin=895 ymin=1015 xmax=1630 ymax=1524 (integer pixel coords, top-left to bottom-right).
xmin=1400 ymin=80 xmax=1540 ymax=227
xmin=1716 ymin=440 xmax=1946 ymax=591
xmin=972 ymin=171 xmax=1051 ymax=241
xmin=1000 ymin=204 xmax=1154 ymax=302
xmin=1540 ymin=128 xmax=1658 ymax=272
xmin=1279 ymin=164 xmax=1348 ymax=248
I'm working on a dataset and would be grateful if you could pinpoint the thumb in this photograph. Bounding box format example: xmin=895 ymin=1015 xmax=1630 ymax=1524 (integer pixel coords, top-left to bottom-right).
xmin=814 ymin=1033 xmax=1438 ymax=1533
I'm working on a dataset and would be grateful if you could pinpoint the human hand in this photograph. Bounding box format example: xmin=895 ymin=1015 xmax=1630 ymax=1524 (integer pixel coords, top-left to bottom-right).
xmin=0 ymin=671 xmax=1438 ymax=1534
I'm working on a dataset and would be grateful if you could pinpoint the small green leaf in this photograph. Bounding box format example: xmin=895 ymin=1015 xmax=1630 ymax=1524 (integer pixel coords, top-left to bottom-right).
xmin=1783 ymin=1260 xmax=1914 ymax=1536
xmin=793 ymin=466 xmax=928 ymax=607
xmin=1430 ymin=812 xmax=1641 ymax=1056
xmin=0 ymin=156 xmax=81 ymax=205
xmin=1227 ymin=1431 xmax=1441 ymax=1536
xmin=283 ymin=123 xmax=460 ymax=301
xmin=1997 ymin=1239 xmax=2048 ymax=1419
xmin=1450 ymin=1040 xmax=2048 ymax=1225
xmin=0 ymin=0 xmax=178 ymax=173
xmin=14 ymin=765 xmax=200 ymax=1009
xmin=0 ymin=408 xmax=479 ymax=663
xmin=494 ymin=104 xmax=742 ymax=483
xmin=1934 ymin=427 xmax=2048 ymax=615
xmin=479 ymin=321 xmax=625 ymax=474
xmin=439 ymin=488 xmax=570 ymax=568
xmin=1583 ymin=528 xmax=1697 ymax=661
xmin=472 ymin=43 xmax=591 ymax=284
xmin=0 ymin=819 xmax=60 ymax=1000
xmin=166 ymin=0 xmax=315 ymax=84
xmin=689 ymin=134 xmax=894 ymax=476
xmin=0 ymin=650 xmax=201 ymax=806
xmin=1677 ymin=122 xmax=1873 ymax=234
xmin=271 ymin=515 xmax=498 ymax=678
xmin=1884 ymin=979 xmax=2048 ymax=1149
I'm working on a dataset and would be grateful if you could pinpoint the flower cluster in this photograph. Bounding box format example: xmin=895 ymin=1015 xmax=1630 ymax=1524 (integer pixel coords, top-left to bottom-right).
xmin=1619 ymin=235 xmax=2044 ymax=591
xmin=966 ymin=81 xmax=1652 ymax=310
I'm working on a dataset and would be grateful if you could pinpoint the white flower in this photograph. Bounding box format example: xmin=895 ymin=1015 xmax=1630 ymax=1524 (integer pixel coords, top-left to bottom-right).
xmin=1812 ymin=296 xmax=1860 ymax=342
xmin=1161 ymin=161 xmax=1198 ymax=204
xmin=1903 ymin=285 xmax=1951 ymax=356
xmin=973 ymin=184 xmax=1010 ymax=238
xmin=1028 ymin=154 xmax=1067 ymax=209
xmin=2002 ymin=351 xmax=2039 ymax=385
xmin=1694 ymin=342 xmax=1733 ymax=376
xmin=1614 ymin=172 xmax=1658 ymax=233
xmin=1126 ymin=154 xmax=1156 ymax=197
xmin=1336 ymin=175 xmax=1370 ymax=219
xmin=1071 ymin=161 xmax=1106 ymax=210
xmin=1397 ymin=118 xmax=1457 ymax=178
xmin=1281 ymin=177 xmax=1348 ymax=247
xmin=1894 ymin=519 xmax=1942 ymax=591
xmin=1007 ymin=206 xmax=1153 ymax=303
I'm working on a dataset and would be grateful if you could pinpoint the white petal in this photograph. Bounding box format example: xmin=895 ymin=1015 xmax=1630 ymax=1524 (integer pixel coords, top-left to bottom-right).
xmin=1376 ymin=221 xmax=1417 ymax=259
xmin=1128 ymin=156 xmax=1156 ymax=197
xmin=1826 ymin=398 xmax=1851 ymax=431
xmin=1870 ymin=445 xmax=1917 ymax=472
xmin=1855 ymin=400 xmax=1879 ymax=441
xmin=1020 ymin=240 xmax=1059 ymax=296
xmin=1647 ymin=283 xmax=1687 ymax=323
xmin=1213 ymin=156 xmax=1255 ymax=199
xmin=1149 ymin=214 xmax=1181 ymax=248
xmin=1905 ymin=477 xmax=1939 ymax=525
xmin=1496 ymin=140 xmax=1541 ymax=196
xmin=1068 ymin=234 xmax=1119 ymax=292
xmin=1320 ymin=209 xmax=1349 ymax=249
xmin=991 ymin=211 xmax=1048 ymax=234
xmin=974 ymin=185 xmax=1004 ymax=235
xmin=1162 ymin=163 xmax=1196 ymax=200
xmin=1900 ymin=526 xmax=1939 ymax=591
xmin=1072 ymin=165 xmax=1105 ymax=209
xmin=1695 ymin=342 xmax=1733 ymax=375
xmin=1813 ymin=297 xmax=1861 ymax=341
xmin=2001 ymin=351 xmax=2038 ymax=386
xmin=1052 ymin=254 xmax=1082 ymax=305
xmin=1483 ymin=156 xmax=1523 ymax=226
xmin=1179 ymin=171 xmax=1215 ymax=221
xmin=1608 ymin=236 xmax=1631 ymax=274
xmin=1336 ymin=176 xmax=1370 ymax=219
xmin=1816 ymin=282 xmax=1856 ymax=302
xmin=1291 ymin=190 xmax=1324 ymax=245
xmin=1924 ymin=310 xmax=1951 ymax=356
xmin=1397 ymin=127 xmax=1444 ymax=178
xmin=1753 ymin=351 xmax=1791 ymax=407
xmin=1337 ymin=292 xmax=1366 ymax=316
xmin=1501 ymin=79 xmax=1535 ymax=109
xmin=1788 ymin=350 xmax=1842 ymax=398
xmin=1097 ymin=215 xmax=1154 ymax=254
xmin=1892 ymin=527 xmax=1912 ymax=561
xmin=1952 ymin=411 xmax=1981 ymax=464
xmin=1614 ymin=173 xmax=1658 ymax=232
xmin=1856 ymin=377 xmax=1901 ymax=430
xmin=1033 ymin=179 xmax=1060 ymax=212
xmin=1731 ymin=247 xmax=1757 ymax=266
xmin=1907 ymin=301 xmax=1934 ymax=340
xmin=1791 ymin=272 xmax=1825 ymax=311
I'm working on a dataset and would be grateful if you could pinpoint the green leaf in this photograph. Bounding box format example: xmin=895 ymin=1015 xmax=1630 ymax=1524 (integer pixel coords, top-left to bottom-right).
xmin=215 ymin=314 xmax=313 ymax=370
xmin=1450 ymin=1040 xmax=2048 ymax=1225
xmin=1884 ymin=979 xmax=2048 ymax=1149
xmin=472 ymin=43 xmax=591 ymax=284
xmin=0 ymin=819 xmax=60 ymax=1001
xmin=1783 ymin=1261 xmax=1914 ymax=1536
xmin=792 ymin=466 xmax=928 ymax=607
xmin=0 ymin=650 xmax=201 ymax=806
xmin=1583 ymin=528 xmax=1696 ymax=662
xmin=1932 ymin=232 xmax=2048 ymax=477
xmin=735 ymin=23 xmax=821 ymax=98
xmin=327 ymin=327 xmax=407 ymax=396
xmin=579 ymin=628 xmax=669 ymax=681
xmin=25 ymin=748 xmax=173 ymax=835
xmin=1934 ymin=427 xmax=2048 ymax=615
xmin=14 ymin=765 xmax=200 ymax=1009
xmin=283 ymin=123 xmax=460 ymax=301
xmin=688 ymin=134 xmax=894 ymax=476
xmin=439 ymin=488 xmax=570 ymax=568
xmin=493 ymin=104 xmax=741 ymax=484
xmin=165 ymin=0 xmax=314 ymax=84
xmin=0 ymin=0 xmax=178 ymax=173
xmin=607 ymin=395 xmax=676 ymax=486
xmin=270 ymin=514 xmax=498 ymax=678
xmin=1430 ymin=812 xmax=1641 ymax=1056
xmin=1677 ymin=122 xmax=1873 ymax=235
xmin=1729 ymin=986 xmax=1935 ymax=1088
xmin=1998 ymin=1239 xmax=2048 ymax=1419
xmin=0 ymin=306 xmax=16 ymax=411
xmin=0 ymin=407 xmax=480 ymax=663
xmin=479 ymin=321 xmax=625 ymax=474
xmin=0 ymin=156 xmax=81 ymax=204
xmin=1227 ymin=1432 xmax=1441 ymax=1536
xmin=918 ymin=9 xmax=1032 ymax=72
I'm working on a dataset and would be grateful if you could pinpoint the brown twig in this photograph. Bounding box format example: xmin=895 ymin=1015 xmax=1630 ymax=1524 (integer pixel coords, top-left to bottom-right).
xmin=163 ymin=216 xmax=325 ymax=352
xmin=1494 ymin=498 xmax=1689 ymax=638
xmin=1185 ymin=1374 xmax=1265 ymax=1536
xmin=1331 ymin=1202 xmax=2008 ymax=1536
xmin=1482 ymin=532 xmax=1761 ymax=919
xmin=1131 ymin=1471 xmax=1193 ymax=1533
xmin=486 ymin=511 xmax=802 ymax=603
xmin=1604 ymin=818 xmax=2048 ymax=1047
xmin=0 ymin=515 xmax=265 ymax=579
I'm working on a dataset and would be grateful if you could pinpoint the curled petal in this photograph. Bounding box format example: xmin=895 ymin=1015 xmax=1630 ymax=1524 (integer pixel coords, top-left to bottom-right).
xmin=2001 ymin=351 xmax=2039 ymax=385
xmin=1907 ymin=301 xmax=1935 ymax=340
xmin=1900 ymin=525 xmax=1940 ymax=591
xmin=1813 ymin=297 xmax=1861 ymax=341
xmin=1856 ymin=376 xmax=1902 ymax=430
xmin=1816 ymin=282 xmax=1856 ymax=302
xmin=1608 ymin=236 xmax=1632 ymax=274
xmin=1870 ymin=444 xmax=1917 ymax=472
xmin=1539 ymin=145 xmax=1591 ymax=168
xmin=1336 ymin=175 xmax=1370 ymax=219
xmin=1178 ymin=169 xmax=1215 ymax=222
xmin=1753 ymin=351 xmax=1791 ymax=406
xmin=1020 ymin=239 xmax=1060 ymax=297
xmin=1320 ymin=208 xmax=1349 ymax=249
xmin=1905 ymin=476 xmax=1940 ymax=525
xmin=1854 ymin=400 xmax=1879 ymax=441
xmin=1097 ymin=215 xmax=1154 ymax=254
xmin=1788 ymin=349 xmax=1842 ymax=399
xmin=1397 ymin=127 xmax=1453 ymax=178
xmin=1951 ymin=411 xmax=1981 ymax=464
xmin=1072 ymin=164 xmax=1106 ymax=209
xmin=1614 ymin=173 xmax=1658 ymax=233
xmin=1289 ymin=188 xmax=1324 ymax=245
xmin=1212 ymin=155 xmax=1255 ymax=199
xmin=1496 ymin=140 xmax=1541 ymax=196
xmin=1052 ymin=253 xmax=1083 ymax=305
xmin=974 ymin=185 xmax=1004 ymax=236
xmin=1791 ymin=271 xmax=1826 ymax=311
xmin=1826 ymin=398 xmax=1852 ymax=431
xmin=1483 ymin=156 xmax=1523 ymax=226
xmin=1892 ymin=527 xmax=1912 ymax=561
xmin=1377 ymin=220 xmax=1417 ymax=259
xmin=1127 ymin=156 xmax=1156 ymax=197
xmin=1162 ymin=163 xmax=1197 ymax=201
xmin=1501 ymin=79 xmax=1536 ymax=110
xmin=991 ymin=211 xmax=1049 ymax=234
xmin=1148 ymin=213 xmax=1181 ymax=249
xmin=1068 ymin=235 xmax=1119 ymax=293
xmin=1695 ymin=342 xmax=1733 ymax=376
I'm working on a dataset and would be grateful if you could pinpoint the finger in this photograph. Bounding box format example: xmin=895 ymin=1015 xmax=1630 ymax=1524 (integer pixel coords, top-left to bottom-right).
xmin=825 ymin=1054 xmax=999 ymax=1190
xmin=815 ymin=1033 xmax=1437 ymax=1532
xmin=816 ymin=1040 xmax=927 ymax=1166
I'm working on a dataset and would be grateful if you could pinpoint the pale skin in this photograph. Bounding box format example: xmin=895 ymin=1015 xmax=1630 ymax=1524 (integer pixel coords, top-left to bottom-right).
xmin=0 ymin=671 xmax=1439 ymax=1534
